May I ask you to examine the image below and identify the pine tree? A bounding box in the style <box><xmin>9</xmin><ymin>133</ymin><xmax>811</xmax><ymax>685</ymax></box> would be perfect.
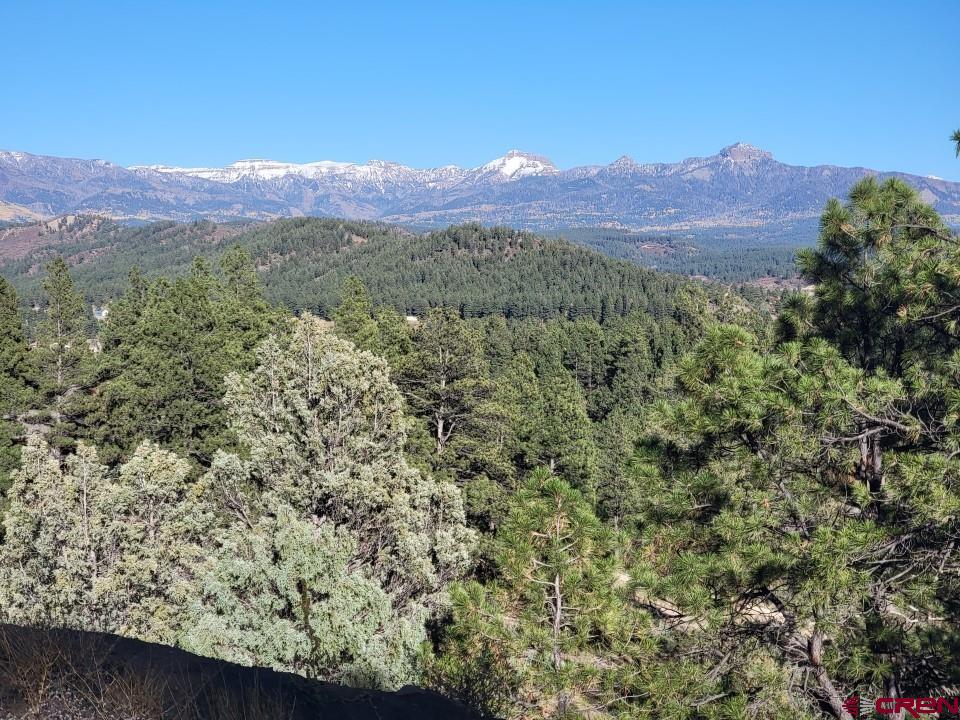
<box><xmin>216</xmin><ymin>245</ymin><xmax>280</xmax><ymax>366</ymax></box>
<box><xmin>92</xmin><ymin>273</ymin><xmax>227</xmax><ymax>464</ymax></box>
<box><xmin>793</xmin><ymin>177</ymin><xmax>953</xmax><ymax>375</ymax></box>
<box><xmin>532</xmin><ymin>363</ymin><xmax>599</xmax><ymax>495</ymax></box>
<box><xmin>494</xmin><ymin>352</ymin><xmax>544</xmax><ymax>473</ymax></box>
<box><xmin>220</xmin><ymin>244</ymin><xmax>263</xmax><ymax>306</ymax></box>
<box><xmin>438</xmin><ymin>469</ymin><xmax>654</xmax><ymax>718</ymax></box>
<box><xmin>399</xmin><ymin>308</ymin><xmax>494</xmax><ymax>464</ymax></box>
<box><xmin>563</xmin><ymin>318</ymin><xmax>608</xmax><ymax>412</ymax></box>
<box><xmin>633</xmin><ymin>323</ymin><xmax>960</xmax><ymax>718</ymax></box>
<box><xmin>91</xmin><ymin>255</ymin><xmax>275</xmax><ymax>465</ymax></box>
<box><xmin>32</xmin><ymin>257</ymin><xmax>92</xmax><ymax>452</ymax></box>
<box><xmin>373</xmin><ymin>306</ymin><xmax>412</xmax><ymax>370</ymax></box>
<box><xmin>593</xmin><ymin>409</ymin><xmax>644</xmax><ymax>530</ymax></box>
<box><xmin>35</xmin><ymin>258</ymin><xmax>88</xmax><ymax>394</ymax></box>
<box><xmin>0</xmin><ymin>278</ymin><xmax>31</xmax><ymax>398</ymax></box>
<box><xmin>0</xmin><ymin>278</ymin><xmax>33</xmax><ymax>497</ymax></box>
<box><xmin>603</xmin><ymin>312</ymin><xmax>658</xmax><ymax>414</ymax></box>
<box><xmin>332</xmin><ymin>275</ymin><xmax>379</xmax><ymax>353</ymax></box>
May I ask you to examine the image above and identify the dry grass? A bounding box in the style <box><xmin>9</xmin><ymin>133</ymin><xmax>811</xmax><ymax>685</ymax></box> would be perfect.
<box><xmin>0</xmin><ymin>624</ymin><xmax>478</xmax><ymax>720</ymax></box>
<box><xmin>0</xmin><ymin>624</ymin><xmax>63</xmax><ymax>712</ymax></box>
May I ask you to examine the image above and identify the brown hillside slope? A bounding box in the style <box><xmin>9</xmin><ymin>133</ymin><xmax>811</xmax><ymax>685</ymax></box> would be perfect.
<box><xmin>0</xmin><ymin>624</ymin><xmax>483</xmax><ymax>720</ymax></box>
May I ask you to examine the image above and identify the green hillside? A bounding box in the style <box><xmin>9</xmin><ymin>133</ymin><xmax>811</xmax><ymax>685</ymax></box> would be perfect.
<box><xmin>2</xmin><ymin>217</ymin><xmax>737</xmax><ymax>321</ymax></box>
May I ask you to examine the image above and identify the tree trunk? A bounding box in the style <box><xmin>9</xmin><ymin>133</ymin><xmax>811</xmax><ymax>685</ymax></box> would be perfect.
<box><xmin>857</xmin><ymin>430</ymin><xmax>884</xmax><ymax>495</ymax></box>
<box><xmin>552</xmin><ymin>573</ymin><xmax>563</xmax><ymax>672</ymax></box>
<box><xmin>808</xmin><ymin>630</ymin><xmax>852</xmax><ymax>720</ymax></box>
<box><xmin>435</xmin><ymin>412</ymin><xmax>445</xmax><ymax>456</ymax></box>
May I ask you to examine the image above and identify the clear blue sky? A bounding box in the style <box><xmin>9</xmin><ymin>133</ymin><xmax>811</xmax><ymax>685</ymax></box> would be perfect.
<box><xmin>3</xmin><ymin>0</ymin><xmax>959</xmax><ymax>178</ymax></box>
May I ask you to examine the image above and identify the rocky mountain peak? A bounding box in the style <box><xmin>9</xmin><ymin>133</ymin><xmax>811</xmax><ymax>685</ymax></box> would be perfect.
<box><xmin>608</xmin><ymin>155</ymin><xmax>640</xmax><ymax>170</ymax></box>
<box><xmin>717</xmin><ymin>142</ymin><xmax>774</xmax><ymax>163</ymax></box>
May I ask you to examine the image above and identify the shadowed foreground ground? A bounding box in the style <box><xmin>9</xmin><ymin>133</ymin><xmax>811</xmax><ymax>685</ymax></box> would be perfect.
<box><xmin>0</xmin><ymin>624</ymin><xmax>482</xmax><ymax>719</ymax></box>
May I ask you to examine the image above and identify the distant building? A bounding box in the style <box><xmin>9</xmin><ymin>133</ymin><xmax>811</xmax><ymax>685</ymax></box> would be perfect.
<box><xmin>92</xmin><ymin>304</ymin><xmax>109</xmax><ymax>321</ymax></box>
<box><xmin>405</xmin><ymin>315</ymin><xmax>419</xmax><ymax>325</ymax></box>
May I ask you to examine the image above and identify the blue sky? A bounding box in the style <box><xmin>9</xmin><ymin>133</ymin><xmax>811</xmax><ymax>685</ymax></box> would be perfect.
<box><xmin>3</xmin><ymin>1</ymin><xmax>959</xmax><ymax>178</ymax></box>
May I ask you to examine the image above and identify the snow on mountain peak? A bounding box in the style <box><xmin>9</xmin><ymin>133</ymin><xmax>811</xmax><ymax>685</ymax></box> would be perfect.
<box><xmin>134</xmin><ymin>150</ymin><xmax>559</xmax><ymax>186</ymax></box>
<box><xmin>0</xmin><ymin>151</ymin><xmax>28</xmax><ymax>163</ymax></box>
<box><xmin>126</xmin><ymin>143</ymin><xmax>777</xmax><ymax>188</ymax></box>
<box><xmin>135</xmin><ymin>159</ymin><xmax>355</xmax><ymax>183</ymax></box>
<box><xmin>478</xmin><ymin>150</ymin><xmax>557</xmax><ymax>179</ymax></box>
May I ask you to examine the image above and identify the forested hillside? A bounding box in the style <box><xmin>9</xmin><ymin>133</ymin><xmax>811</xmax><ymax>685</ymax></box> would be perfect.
<box><xmin>0</xmin><ymin>177</ymin><xmax>958</xmax><ymax>719</ymax></box>
<box><xmin>1</xmin><ymin>217</ymin><xmax>770</xmax><ymax>321</ymax></box>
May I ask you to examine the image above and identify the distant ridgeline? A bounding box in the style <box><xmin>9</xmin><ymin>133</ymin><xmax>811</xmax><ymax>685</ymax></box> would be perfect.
<box><xmin>0</xmin><ymin>216</ymin><xmax>769</xmax><ymax>320</ymax></box>
<box><xmin>554</xmin><ymin>223</ymin><xmax>814</xmax><ymax>284</ymax></box>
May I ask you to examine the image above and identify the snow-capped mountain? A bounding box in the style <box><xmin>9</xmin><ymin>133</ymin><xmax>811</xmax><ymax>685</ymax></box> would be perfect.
<box><xmin>131</xmin><ymin>149</ymin><xmax>556</xmax><ymax>187</ymax></box>
<box><xmin>474</xmin><ymin>150</ymin><xmax>558</xmax><ymax>181</ymax></box>
<box><xmin>136</xmin><ymin>159</ymin><xmax>357</xmax><ymax>182</ymax></box>
<box><xmin>2</xmin><ymin>145</ymin><xmax>958</xmax><ymax>230</ymax></box>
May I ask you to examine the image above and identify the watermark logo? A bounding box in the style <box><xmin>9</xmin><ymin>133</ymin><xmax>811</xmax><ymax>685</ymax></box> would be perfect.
<box><xmin>843</xmin><ymin>694</ymin><xmax>872</xmax><ymax>717</ymax></box>
<box><xmin>844</xmin><ymin>693</ymin><xmax>960</xmax><ymax>718</ymax></box>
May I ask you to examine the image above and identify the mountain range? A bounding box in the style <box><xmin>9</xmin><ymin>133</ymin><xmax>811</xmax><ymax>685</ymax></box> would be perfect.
<box><xmin>1</xmin><ymin>144</ymin><xmax>958</xmax><ymax>231</ymax></box>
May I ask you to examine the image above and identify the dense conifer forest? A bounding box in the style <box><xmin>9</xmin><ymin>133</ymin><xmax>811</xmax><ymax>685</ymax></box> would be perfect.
<box><xmin>0</xmin><ymin>217</ymin><xmax>793</xmax><ymax>311</ymax></box>
<box><xmin>1</xmin><ymin>176</ymin><xmax>959</xmax><ymax>719</ymax></box>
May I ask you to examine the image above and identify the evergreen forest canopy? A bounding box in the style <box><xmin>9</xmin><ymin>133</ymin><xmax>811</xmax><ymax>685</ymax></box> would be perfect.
<box><xmin>0</xmin><ymin>170</ymin><xmax>959</xmax><ymax>719</ymax></box>
<box><xmin>0</xmin><ymin>215</ymin><xmax>786</xmax><ymax>316</ymax></box>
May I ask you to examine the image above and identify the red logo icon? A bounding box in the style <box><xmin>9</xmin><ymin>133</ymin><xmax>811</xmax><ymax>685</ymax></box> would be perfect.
<box><xmin>843</xmin><ymin>694</ymin><xmax>863</xmax><ymax>718</ymax></box>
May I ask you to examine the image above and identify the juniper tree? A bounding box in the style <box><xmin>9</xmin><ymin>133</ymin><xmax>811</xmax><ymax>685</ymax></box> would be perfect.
<box><xmin>184</xmin><ymin>315</ymin><xmax>475</xmax><ymax>688</ymax></box>
<box><xmin>187</xmin><ymin>503</ymin><xmax>428</xmax><ymax>688</ymax></box>
<box><xmin>0</xmin><ymin>437</ymin><xmax>107</xmax><ymax>629</ymax></box>
<box><xmin>0</xmin><ymin>437</ymin><xmax>209</xmax><ymax>643</ymax></box>
<box><xmin>98</xmin><ymin>441</ymin><xmax>212</xmax><ymax>641</ymax></box>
